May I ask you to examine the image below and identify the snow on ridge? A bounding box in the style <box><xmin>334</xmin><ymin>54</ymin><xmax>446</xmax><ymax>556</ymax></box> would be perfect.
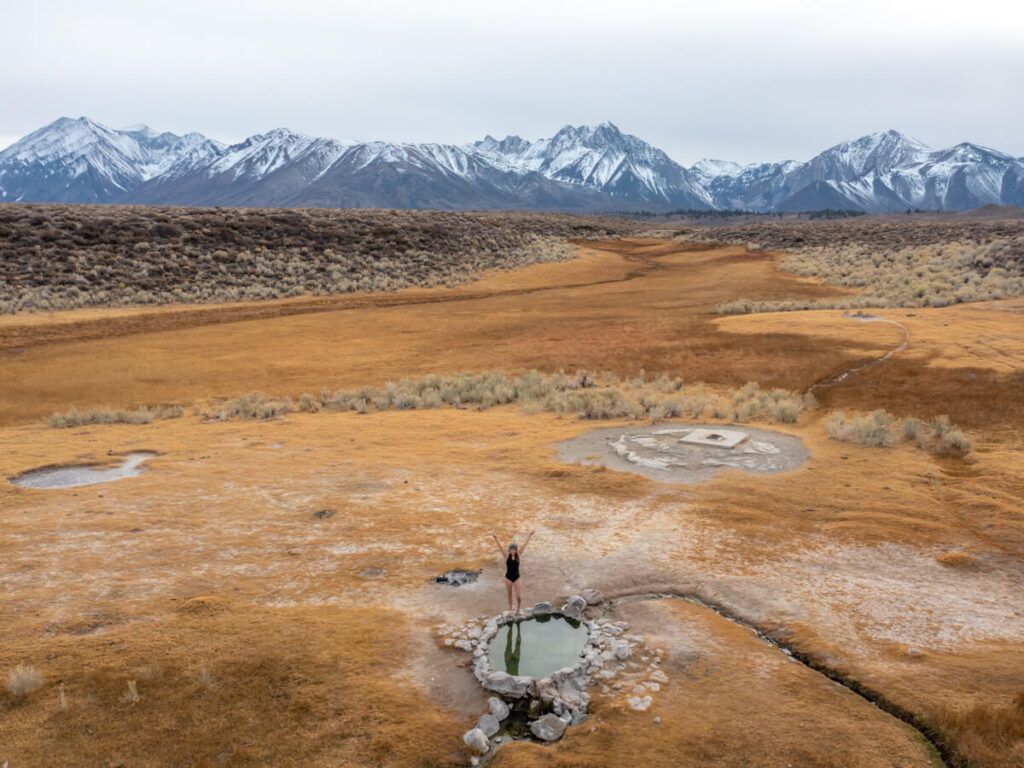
<box><xmin>691</xmin><ymin>158</ymin><xmax>748</xmax><ymax>179</ymax></box>
<box><xmin>3</xmin><ymin>116</ymin><xmax>1023</xmax><ymax>211</ymax></box>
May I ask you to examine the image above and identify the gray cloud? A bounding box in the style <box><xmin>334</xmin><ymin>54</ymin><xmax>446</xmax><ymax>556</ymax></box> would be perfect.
<box><xmin>3</xmin><ymin>0</ymin><xmax>1022</xmax><ymax>163</ymax></box>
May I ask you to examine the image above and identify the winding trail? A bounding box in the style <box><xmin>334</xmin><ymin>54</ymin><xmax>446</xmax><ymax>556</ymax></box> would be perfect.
<box><xmin>604</xmin><ymin>591</ymin><xmax>953</xmax><ymax>767</ymax></box>
<box><xmin>806</xmin><ymin>315</ymin><xmax>911</xmax><ymax>396</ymax></box>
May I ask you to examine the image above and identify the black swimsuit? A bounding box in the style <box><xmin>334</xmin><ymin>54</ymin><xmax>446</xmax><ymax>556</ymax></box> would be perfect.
<box><xmin>505</xmin><ymin>554</ymin><xmax>520</xmax><ymax>582</ymax></box>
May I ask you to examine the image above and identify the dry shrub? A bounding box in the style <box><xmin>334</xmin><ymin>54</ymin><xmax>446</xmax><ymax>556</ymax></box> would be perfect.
<box><xmin>0</xmin><ymin>205</ymin><xmax>636</xmax><ymax>313</ymax></box>
<box><xmin>205</xmin><ymin>370</ymin><xmax>812</xmax><ymax>426</ymax></box>
<box><xmin>695</xmin><ymin>216</ymin><xmax>1024</xmax><ymax>313</ymax></box>
<box><xmin>825</xmin><ymin>410</ymin><xmax>972</xmax><ymax>456</ymax></box>
<box><xmin>6</xmin><ymin>664</ymin><xmax>44</xmax><ymax>699</ymax></box>
<box><xmin>208</xmin><ymin>394</ymin><xmax>293</xmax><ymax>421</ymax></box>
<box><xmin>825</xmin><ymin>409</ymin><xmax>899</xmax><ymax>446</ymax></box>
<box><xmin>47</xmin><ymin>404</ymin><xmax>183</xmax><ymax>428</ymax></box>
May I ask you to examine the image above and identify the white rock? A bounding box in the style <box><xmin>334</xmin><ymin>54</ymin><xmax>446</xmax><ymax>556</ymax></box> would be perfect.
<box><xmin>628</xmin><ymin>695</ymin><xmax>653</xmax><ymax>711</ymax></box>
<box><xmin>530</xmin><ymin>713</ymin><xmax>568</xmax><ymax>742</ymax></box>
<box><xmin>488</xmin><ymin>696</ymin><xmax>510</xmax><ymax>721</ymax></box>
<box><xmin>483</xmin><ymin>670</ymin><xmax>533</xmax><ymax>698</ymax></box>
<box><xmin>463</xmin><ymin>728</ymin><xmax>490</xmax><ymax>754</ymax></box>
<box><xmin>649</xmin><ymin>669</ymin><xmax>669</xmax><ymax>683</ymax></box>
<box><xmin>478</xmin><ymin>713</ymin><xmax>500</xmax><ymax>737</ymax></box>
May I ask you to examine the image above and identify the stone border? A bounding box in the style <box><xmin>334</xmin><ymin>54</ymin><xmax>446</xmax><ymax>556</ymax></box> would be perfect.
<box><xmin>458</xmin><ymin>590</ymin><xmax>634</xmax><ymax>757</ymax></box>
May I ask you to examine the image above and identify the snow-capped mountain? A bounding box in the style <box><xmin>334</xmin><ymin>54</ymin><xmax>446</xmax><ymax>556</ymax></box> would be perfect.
<box><xmin>0</xmin><ymin>117</ymin><xmax>223</xmax><ymax>203</ymax></box>
<box><xmin>690</xmin><ymin>158</ymin><xmax>750</xmax><ymax>184</ymax></box>
<box><xmin>471</xmin><ymin>122</ymin><xmax>712</xmax><ymax>208</ymax></box>
<box><xmin>2</xmin><ymin>118</ymin><xmax>1022</xmax><ymax>212</ymax></box>
<box><xmin>692</xmin><ymin>130</ymin><xmax>1024</xmax><ymax>213</ymax></box>
<box><xmin>104</xmin><ymin>119</ymin><xmax>712</xmax><ymax>210</ymax></box>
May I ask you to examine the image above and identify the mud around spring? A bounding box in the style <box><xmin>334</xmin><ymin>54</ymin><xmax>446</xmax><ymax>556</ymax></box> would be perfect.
<box><xmin>559</xmin><ymin>424</ymin><xmax>808</xmax><ymax>484</ymax></box>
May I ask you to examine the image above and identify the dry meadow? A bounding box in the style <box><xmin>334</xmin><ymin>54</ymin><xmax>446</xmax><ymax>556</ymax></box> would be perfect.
<box><xmin>1</xmin><ymin>213</ymin><xmax>1022</xmax><ymax>767</ymax></box>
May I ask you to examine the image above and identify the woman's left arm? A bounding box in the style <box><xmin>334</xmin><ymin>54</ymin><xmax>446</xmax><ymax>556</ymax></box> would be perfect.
<box><xmin>519</xmin><ymin>530</ymin><xmax>537</xmax><ymax>554</ymax></box>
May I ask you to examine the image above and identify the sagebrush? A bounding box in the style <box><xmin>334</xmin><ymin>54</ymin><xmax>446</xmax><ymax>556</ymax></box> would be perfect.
<box><xmin>0</xmin><ymin>205</ymin><xmax>635</xmax><ymax>313</ymax></box>
<box><xmin>824</xmin><ymin>409</ymin><xmax>972</xmax><ymax>456</ymax></box>
<box><xmin>206</xmin><ymin>371</ymin><xmax>814</xmax><ymax>425</ymax></box>
<box><xmin>48</xmin><ymin>404</ymin><xmax>184</xmax><ymax>428</ymax></box>
<box><xmin>672</xmin><ymin>216</ymin><xmax>1024</xmax><ymax>313</ymax></box>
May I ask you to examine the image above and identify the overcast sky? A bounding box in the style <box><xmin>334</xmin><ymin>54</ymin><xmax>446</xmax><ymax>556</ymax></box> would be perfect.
<box><xmin>2</xmin><ymin>0</ymin><xmax>1022</xmax><ymax>164</ymax></box>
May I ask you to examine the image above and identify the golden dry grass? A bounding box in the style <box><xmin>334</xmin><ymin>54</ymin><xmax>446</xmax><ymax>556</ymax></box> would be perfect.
<box><xmin>0</xmin><ymin>241</ymin><xmax>852</xmax><ymax>426</ymax></box>
<box><xmin>2</xmin><ymin>237</ymin><xmax>1023</xmax><ymax>767</ymax></box>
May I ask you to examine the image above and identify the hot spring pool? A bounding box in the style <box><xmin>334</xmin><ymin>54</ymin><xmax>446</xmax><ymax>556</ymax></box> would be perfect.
<box><xmin>487</xmin><ymin>615</ymin><xmax>588</xmax><ymax>679</ymax></box>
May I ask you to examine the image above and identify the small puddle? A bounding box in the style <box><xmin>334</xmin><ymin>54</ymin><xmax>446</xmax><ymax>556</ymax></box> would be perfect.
<box><xmin>487</xmin><ymin>615</ymin><xmax>587</xmax><ymax>679</ymax></box>
<box><xmin>10</xmin><ymin>452</ymin><xmax>157</xmax><ymax>489</ymax></box>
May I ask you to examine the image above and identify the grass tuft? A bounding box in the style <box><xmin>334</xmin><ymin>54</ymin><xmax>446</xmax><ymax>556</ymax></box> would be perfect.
<box><xmin>6</xmin><ymin>664</ymin><xmax>44</xmax><ymax>699</ymax></box>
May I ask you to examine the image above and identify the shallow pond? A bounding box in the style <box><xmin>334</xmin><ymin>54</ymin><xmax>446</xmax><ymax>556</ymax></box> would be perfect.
<box><xmin>10</xmin><ymin>452</ymin><xmax>156</xmax><ymax>489</ymax></box>
<box><xmin>487</xmin><ymin>615</ymin><xmax>588</xmax><ymax>679</ymax></box>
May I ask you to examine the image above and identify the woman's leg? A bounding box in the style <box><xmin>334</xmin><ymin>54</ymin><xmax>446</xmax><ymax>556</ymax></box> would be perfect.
<box><xmin>504</xmin><ymin>579</ymin><xmax>514</xmax><ymax>612</ymax></box>
<box><xmin>514</xmin><ymin>579</ymin><xmax>523</xmax><ymax>613</ymax></box>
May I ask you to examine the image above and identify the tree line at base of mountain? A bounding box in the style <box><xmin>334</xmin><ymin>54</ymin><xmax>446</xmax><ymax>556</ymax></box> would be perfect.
<box><xmin>619</xmin><ymin>208</ymin><xmax>867</xmax><ymax>220</ymax></box>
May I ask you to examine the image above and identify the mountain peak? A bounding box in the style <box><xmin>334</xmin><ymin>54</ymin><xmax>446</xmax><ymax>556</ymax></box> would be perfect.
<box><xmin>691</xmin><ymin>158</ymin><xmax>747</xmax><ymax>179</ymax></box>
<box><xmin>2</xmin><ymin>118</ymin><xmax>1021</xmax><ymax>212</ymax></box>
<box><xmin>473</xmin><ymin>133</ymin><xmax>529</xmax><ymax>156</ymax></box>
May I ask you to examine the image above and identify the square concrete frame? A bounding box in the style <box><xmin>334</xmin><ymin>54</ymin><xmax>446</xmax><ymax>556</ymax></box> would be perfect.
<box><xmin>678</xmin><ymin>428</ymin><xmax>749</xmax><ymax>449</ymax></box>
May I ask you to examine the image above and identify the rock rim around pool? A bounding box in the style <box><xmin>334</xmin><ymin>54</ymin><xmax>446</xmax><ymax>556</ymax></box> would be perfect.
<box><xmin>558</xmin><ymin>423</ymin><xmax>808</xmax><ymax>484</ymax></box>
<box><xmin>451</xmin><ymin>591</ymin><xmax>630</xmax><ymax>755</ymax></box>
